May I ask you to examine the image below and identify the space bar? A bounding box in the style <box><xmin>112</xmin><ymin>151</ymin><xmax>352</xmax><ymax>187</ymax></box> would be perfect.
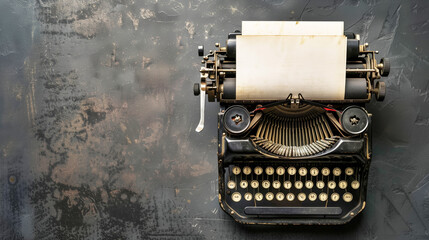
<box><xmin>244</xmin><ymin>207</ymin><xmax>342</xmax><ymax>215</ymax></box>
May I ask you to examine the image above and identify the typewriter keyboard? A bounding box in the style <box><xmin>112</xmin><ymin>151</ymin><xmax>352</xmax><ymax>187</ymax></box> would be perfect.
<box><xmin>223</xmin><ymin>163</ymin><xmax>363</xmax><ymax>217</ymax></box>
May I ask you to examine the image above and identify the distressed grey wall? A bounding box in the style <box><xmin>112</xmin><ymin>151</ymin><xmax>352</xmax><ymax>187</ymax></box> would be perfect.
<box><xmin>1</xmin><ymin>0</ymin><xmax>428</xmax><ymax>239</ymax></box>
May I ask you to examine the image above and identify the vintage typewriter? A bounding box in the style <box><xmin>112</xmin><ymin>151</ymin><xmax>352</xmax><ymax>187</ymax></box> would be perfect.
<box><xmin>193</xmin><ymin>22</ymin><xmax>389</xmax><ymax>225</ymax></box>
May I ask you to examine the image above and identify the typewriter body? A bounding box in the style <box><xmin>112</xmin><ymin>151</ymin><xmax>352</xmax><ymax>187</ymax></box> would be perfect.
<box><xmin>193</xmin><ymin>22</ymin><xmax>389</xmax><ymax>225</ymax></box>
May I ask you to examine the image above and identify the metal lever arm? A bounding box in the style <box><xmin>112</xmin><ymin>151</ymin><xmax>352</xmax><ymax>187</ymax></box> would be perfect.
<box><xmin>195</xmin><ymin>88</ymin><xmax>205</xmax><ymax>132</ymax></box>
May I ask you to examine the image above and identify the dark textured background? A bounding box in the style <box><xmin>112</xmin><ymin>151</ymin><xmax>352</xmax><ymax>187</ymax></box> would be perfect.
<box><xmin>1</xmin><ymin>0</ymin><xmax>428</xmax><ymax>239</ymax></box>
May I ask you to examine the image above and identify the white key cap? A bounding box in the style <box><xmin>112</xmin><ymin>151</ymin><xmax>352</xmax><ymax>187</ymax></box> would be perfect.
<box><xmin>319</xmin><ymin>192</ymin><xmax>328</xmax><ymax>201</ymax></box>
<box><xmin>295</xmin><ymin>181</ymin><xmax>303</xmax><ymax>189</ymax></box>
<box><xmin>339</xmin><ymin>180</ymin><xmax>347</xmax><ymax>189</ymax></box>
<box><xmin>266</xmin><ymin>192</ymin><xmax>274</xmax><ymax>201</ymax></box>
<box><xmin>276</xmin><ymin>192</ymin><xmax>285</xmax><ymax>201</ymax></box>
<box><xmin>243</xmin><ymin>166</ymin><xmax>252</xmax><ymax>175</ymax></box>
<box><xmin>251</xmin><ymin>180</ymin><xmax>259</xmax><ymax>189</ymax></box>
<box><xmin>232</xmin><ymin>166</ymin><xmax>241</xmax><ymax>175</ymax></box>
<box><xmin>284</xmin><ymin>181</ymin><xmax>292</xmax><ymax>189</ymax></box>
<box><xmin>254</xmin><ymin>166</ymin><xmax>263</xmax><ymax>175</ymax></box>
<box><xmin>351</xmin><ymin>180</ymin><xmax>360</xmax><ymax>189</ymax></box>
<box><xmin>305</xmin><ymin>180</ymin><xmax>314</xmax><ymax>189</ymax></box>
<box><xmin>287</xmin><ymin>167</ymin><xmax>296</xmax><ymax>175</ymax></box>
<box><xmin>331</xmin><ymin>193</ymin><xmax>340</xmax><ymax>202</ymax></box>
<box><xmin>299</xmin><ymin>167</ymin><xmax>307</xmax><ymax>176</ymax></box>
<box><xmin>255</xmin><ymin>192</ymin><xmax>263</xmax><ymax>201</ymax></box>
<box><xmin>231</xmin><ymin>192</ymin><xmax>241</xmax><ymax>202</ymax></box>
<box><xmin>345</xmin><ymin>167</ymin><xmax>354</xmax><ymax>176</ymax></box>
<box><xmin>328</xmin><ymin>181</ymin><xmax>336</xmax><ymax>189</ymax></box>
<box><xmin>227</xmin><ymin>180</ymin><xmax>236</xmax><ymax>189</ymax></box>
<box><xmin>316</xmin><ymin>181</ymin><xmax>325</xmax><ymax>189</ymax></box>
<box><xmin>276</xmin><ymin>166</ymin><xmax>285</xmax><ymax>175</ymax></box>
<box><xmin>333</xmin><ymin>167</ymin><xmax>341</xmax><ymax>176</ymax></box>
<box><xmin>343</xmin><ymin>192</ymin><xmax>353</xmax><ymax>202</ymax></box>
<box><xmin>308</xmin><ymin>192</ymin><xmax>317</xmax><ymax>201</ymax></box>
<box><xmin>310</xmin><ymin>167</ymin><xmax>319</xmax><ymax>176</ymax></box>
<box><xmin>265</xmin><ymin>166</ymin><xmax>274</xmax><ymax>175</ymax></box>
<box><xmin>286</xmin><ymin>193</ymin><xmax>295</xmax><ymax>201</ymax></box>
<box><xmin>240</xmin><ymin>180</ymin><xmax>248</xmax><ymax>189</ymax></box>
<box><xmin>322</xmin><ymin>167</ymin><xmax>330</xmax><ymax>176</ymax></box>
<box><xmin>272</xmin><ymin>180</ymin><xmax>281</xmax><ymax>189</ymax></box>
<box><xmin>262</xmin><ymin>180</ymin><xmax>270</xmax><ymax>189</ymax></box>
<box><xmin>297</xmin><ymin>193</ymin><xmax>306</xmax><ymax>201</ymax></box>
<box><xmin>244</xmin><ymin>192</ymin><xmax>252</xmax><ymax>201</ymax></box>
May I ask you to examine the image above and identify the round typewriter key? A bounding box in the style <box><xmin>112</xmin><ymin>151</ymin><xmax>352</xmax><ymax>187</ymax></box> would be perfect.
<box><xmin>223</xmin><ymin>105</ymin><xmax>251</xmax><ymax>134</ymax></box>
<box><xmin>333</xmin><ymin>167</ymin><xmax>341</xmax><ymax>176</ymax></box>
<box><xmin>287</xmin><ymin>167</ymin><xmax>296</xmax><ymax>175</ymax></box>
<box><xmin>254</xmin><ymin>166</ymin><xmax>263</xmax><ymax>175</ymax></box>
<box><xmin>331</xmin><ymin>193</ymin><xmax>340</xmax><ymax>202</ymax></box>
<box><xmin>262</xmin><ymin>180</ymin><xmax>270</xmax><ymax>189</ymax></box>
<box><xmin>240</xmin><ymin>180</ymin><xmax>248</xmax><ymax>189</ymax></box>
<box><xmin>286</xmin><ymin>193</ymin><xmax>295</xmax><ymax>201</ymax></box>
<box><xmin>328</xmin><ymin>181</ymin><xmax>336</xmax><ymax>189</ymax></box>
<box><xmin>232</xmin><ymin>166</ymin><xmax>241</xmax><ymax>175</ymax></box>
<box><xmin>265</xmin><ymin>166</ymin><xmax>274</xmax><ymax>175</ymax></box>
<box><xmin>244</xmin><ymin>192</ymin><xmax>253</xmax><ymax>201</ymax></box>
<box><xmin>343</xmin><ymin>192</ymin><xmax>353</xmax><ymax>202</ymax></box>
<box><xmin>243</xmin><ymin>166</ymin><xmax>252</xmax><ymax>175</ymax></box>
<box><xmin>351</xmin><ymin>180</ymin><xmax>360</xmax><ymax>189</ymax></box>
<box><xmin>310</xmin><ymin>167</ymin><xmax>319</xmax><ymax>176</ymax></box>
<box><xmin>276</xmin><ymin>166</ymin><xmax>285</xmax><ymax>175</ymax></box>
<box><xmin>227</xmin><ymin>180</ymin><xmax>236</xmax><ymax>189</ymax></box>
<box><xmin>250</xmin><ymin>180</ymin><xmax>259</xmax><ymax>189</ymax></box>
<box><xmin>297</xmin><ymin>193</ymin><xmax>306</xmax><ymax>201</ymax></box>
<box><xmin>345</xmin><ymin>167</ymin><xmax>354</xmax><ymax>176</ymax></box>
<box><xmin>231</xmin><ymin>192</ymin><xmax>241</xmax><ymax>202</ymax></box>
<box><xmin>305</xmin><ymin>181</ymin><xmax>314</xmax><ymax>189</ymax></box>
<box><xmin>299</xmin><ymin>167</ymin><xmax>307</xmax><ymax>176</ymax></box>
<box><xmin>295</xmin><ymin>181</ymin><xmax>303</xmax><ymax>189</ymax></box>
<box><xmin>276</xmin><ymin>192</ymin><xmax>285</xmax><ymax>201</ymax></box>
<box><xmin>308</xmin><ymin>192</ymin><xmax>317</xmax><ymax>201</ymax></box>
<box><xmin>255</xmin><ymin>193</ymin><xmax>263</xmax><ymax>201</ymax></box>
<box><xmin>266</xmin><ymin>192</ymin><xmax>274</xmax><ymax>201</ymax></box>
<box><xmin>322</xmin><ymin>167</ymin><xmax>330</xmax><ymax>176</ymax></box>
<box><xmin>316</xmin><ymin>181</ymin><xmax>325</xmax><ymax>189</ymax></box>
<box><xmin>339</xmin><ymin>180</ymin><xmax>347</xmax><ymax>189</ymax></box>
<box><xmin>319</xmin><ymin>192</ymin><xmax>328</xmax><ymax>201</ymax></box>
<box><xmin>272</xmin><ymin>180</ymin><xmax>281</xmax><ymax>189</ymax></box>
<box><xmin>283</xmin><ymin>181</ymin><xmax>292</xmax><ymax>189</ymax></box>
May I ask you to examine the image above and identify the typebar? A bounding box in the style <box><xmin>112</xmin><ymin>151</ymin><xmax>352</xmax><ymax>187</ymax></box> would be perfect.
<box><xmin>244</xmin><ymin>207</ymin><xmax>342</xmax><ymax>215</ymax></box>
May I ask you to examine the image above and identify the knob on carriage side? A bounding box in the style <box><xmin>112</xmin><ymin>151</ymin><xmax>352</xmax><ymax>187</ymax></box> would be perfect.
<box><xmin>193</xmin><ymin>83</ymin><xmax>200</xmax><ymax>96</ymax></box>
<box><xmin>198</xmin><ymin>45</ymin><xmax>204</xmax><ymax>56</ymax></box>
<box><xmin>375</xmin><ymin>81</ymin><xmax>386</xmax><ymax>101</ymax></box>
<box><xmin>380</xmin><ymin>58</ymin><xmax>390</xmax><ymax>76</ymax></box>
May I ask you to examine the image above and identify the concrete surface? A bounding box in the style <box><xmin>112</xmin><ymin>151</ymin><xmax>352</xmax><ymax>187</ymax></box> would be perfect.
<box><xmin>1</xmin><ymin>0</ymin><xmax>429</xmax><ymax>239</ymax></box>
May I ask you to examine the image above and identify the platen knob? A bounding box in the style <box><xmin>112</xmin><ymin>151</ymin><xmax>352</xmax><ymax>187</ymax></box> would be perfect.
<box><xmin>193</xmin><ymin>83</ymin><xmax>200</xmax><ymax>96</ymax></box>
<box><xmin>198</xmin><ymin>45</ymin><xmax>204</xmax><ymax>56</ymax></box>
<box><xmin>380</xmin><ymin>58</ymin><xmax>390</xmax><ymax>76</ymax></box>
<box><xmin>375</xmin><ymin>81</ymin><xmax>386</xmax><ymax>101</ymax></box>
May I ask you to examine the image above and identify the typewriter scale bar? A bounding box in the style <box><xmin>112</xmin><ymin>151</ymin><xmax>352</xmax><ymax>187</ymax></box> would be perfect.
<box><xmin>223</xmin><ymin>163</ymin><xmax>362</xmax><ymax>219</ymax></box>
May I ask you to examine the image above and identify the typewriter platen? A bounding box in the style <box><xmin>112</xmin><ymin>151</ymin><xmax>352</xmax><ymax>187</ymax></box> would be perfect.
<box><xmin>193</xmin><ymin>22</ymin><xmax>389</xmax><ymax>225</ymax></box>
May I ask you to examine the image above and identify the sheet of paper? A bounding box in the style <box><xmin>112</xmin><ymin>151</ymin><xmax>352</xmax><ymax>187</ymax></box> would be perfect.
<box><xmin>242</xmin><ymin>21</ymin><xmax>344</xmax><ymax>36</ymax></box>
<box><xmin>235</xmin><ymin>35</ymin><xmax>347</xmax><ymax>100</ymax></box>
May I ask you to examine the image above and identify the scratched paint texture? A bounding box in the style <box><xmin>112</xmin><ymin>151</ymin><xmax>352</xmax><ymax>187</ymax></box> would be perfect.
<box><xmin>0</xmin><ymin>0</ymin><xmax>428</xmax><ymax>239</ymax></box>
